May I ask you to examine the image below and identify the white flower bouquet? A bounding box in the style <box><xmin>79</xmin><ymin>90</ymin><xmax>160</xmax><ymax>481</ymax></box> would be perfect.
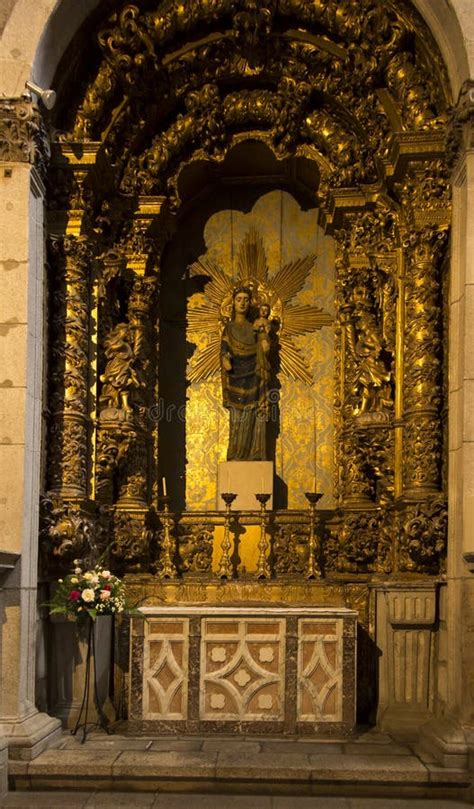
<box><xmin>47</xmin><ymin>560</ymin><xmax>126</xmax><ymax>620</ymax></box>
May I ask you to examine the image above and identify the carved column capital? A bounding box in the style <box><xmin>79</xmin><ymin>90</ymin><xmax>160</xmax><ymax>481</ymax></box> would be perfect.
<box><xmin>447</xmin><ymin>80</ymin><xmax>474</xmax><ymax>173</ymax></box>
<box><xmin>49</xmin><ymin>141</ymin><xmax>111</xmax><ymax>236</ymax></box>
<box><xmin>126</xmin><ymin>196</ymin><xmax>174</xmax><ymax>272</ymax></box>
<box><xmin>0</xmin><ymin>98</ymin><xmax>50</xmax><ymax>177</ymax></box>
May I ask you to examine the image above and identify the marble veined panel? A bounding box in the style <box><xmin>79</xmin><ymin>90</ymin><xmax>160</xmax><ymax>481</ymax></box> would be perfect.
<box><xmin>143</xmin><ymin>618</ymin><xmax>189</xmax><ymax>720</ymax></box>
<box><xmin>297</xmin><ymin>618</ymin><xmax>343</xmax><ymax>722</ymax></box>
<box><xmin>200</xmin><ymin>617</ymin><xmax>285</xmax><ymax>721</ymax></box>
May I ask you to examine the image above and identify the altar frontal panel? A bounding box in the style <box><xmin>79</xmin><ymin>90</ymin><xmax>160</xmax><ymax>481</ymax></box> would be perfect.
<box><xmin>130</xmin><ymin>606</ymin><xmax>356</xmax><ymax>736</ymax></box>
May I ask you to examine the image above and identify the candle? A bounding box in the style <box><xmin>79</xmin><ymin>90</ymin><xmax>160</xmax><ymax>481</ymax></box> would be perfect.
<box><xmin>261</xmin><ymin>472</ymin><xmax>264</xmax><ymax>492</ymax></box>
<box><xmin>162</xmin><ymin>476</ymin><xmax>167</xmax><ymax>496</ymax></box>
<box><xmin>313</xmin><ymin>402</ymin><xmax>317</xmax><ymax>492</ymax></box>
<box><xmin>227</xmin><ymin>469</ymin><xmax>230</xmax><ymax>493</ymax></box>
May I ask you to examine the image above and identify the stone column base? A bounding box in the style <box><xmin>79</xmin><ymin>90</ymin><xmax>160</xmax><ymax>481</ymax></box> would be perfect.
<box><xmin>375</xmin><ymin>583</ymin><xmax>438</xmax><ymax>740</ymax></box>
<box><xmin>417</xmin><ymin>717</ymin><xmax>471</xmax><ymax>770</ymax></box>
<box><xmin>0</xmin><ymin>737</ymin><xmax>8</xmax><ymax>797</ymax></box>
<box><xmin>378</xmin><ymin>706</ymin><xmax>433</xmax><ymax>740</ymax></box>
<box><xmin>0</xmin><ymin>711</ymin><xmax>61</xmax><ymax>761</ymax></box>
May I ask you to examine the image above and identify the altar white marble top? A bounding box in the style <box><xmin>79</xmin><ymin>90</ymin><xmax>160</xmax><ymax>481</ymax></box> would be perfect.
<box><xmin>138</xmin><ymin>605</ymin><xmax>358</xmax><ymax>617</ymax></box>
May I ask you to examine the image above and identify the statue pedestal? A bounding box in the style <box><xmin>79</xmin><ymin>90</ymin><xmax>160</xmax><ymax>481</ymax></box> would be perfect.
<box><xmin>217</xmin><ymin>461</ymin><xmax>273</xmax><ymax>510</ymax></box>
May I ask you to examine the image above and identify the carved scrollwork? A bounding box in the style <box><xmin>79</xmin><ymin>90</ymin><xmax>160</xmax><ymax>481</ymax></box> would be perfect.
<box><xmin>110</xmin><ymin>510</ymin><xmax>154</xmax><ymax>573</ymax></box>
<box><xmin>356</xmin><ymin>426</ymin><xmax>394</xmax><ymax>506</ymax></box>
<box><xmin>48</xmin><ymin>417</ymin><xmax>89</xmax><ymax>497</ymax></box>
<box><xmin>328</xmin><ymin>512</ymin><xmax>392</xmax><ymax>575</ymax></box>
<box><xmin>403</xmin><ymin>415</ymin><xmax>442</xmax><ymax>494</ymax></box>
<box><xmin>73</xmin><ymin>63</ymin><xmax>118</xmax><ymax>141</ymax></box>
<box><xmin>385</xmin><ymin>51</ymin><xmax>446</xmax><ymax>131</ymax></box>
<box><xmin>340</xmin><ymin>429</ymin><xmax>375</xmax><ymax>506</ymax></box>
<box><xmin>398</xmin><ymin>497</ymin><xmax>447</xmax><ymax>574</ymax></box>
<box><xmin>96</xmin><ymin>423</ymin><xmax>134</xmax><ymax>503</ymax></box>
<box><xmin>177</xmin><ymin>524</ymin><xmax>214</xmax><ymax>575</ymax></box>
<box><xmin>39</xmin><ymin>493</ymin><xmax>106</xmax><ymax>572</ymax></box>
<box><xmin>336</xmin><ymin>207</ymin><xmax>399</xmax><ymax>256</ymax></box>
<box><xmin>60</xmin><ymin>0</ymin><xmax>450</xmax><ymax>204</ymax></box>
<box><xmin>396</xmin><ymin>160</ymin><xmax>450</xmax><ymax>222</ymax></box>
<box><xmin>273</xmin><ymin>525</ymin><xmax>310</xmax><ymax>576</ymax></box>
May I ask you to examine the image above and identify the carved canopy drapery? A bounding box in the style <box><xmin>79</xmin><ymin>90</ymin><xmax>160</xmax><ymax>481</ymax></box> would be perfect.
<box><xmin>40</xmin><ymin>0</ymin><xmax>452</xmax><ymax>579</ymax></box>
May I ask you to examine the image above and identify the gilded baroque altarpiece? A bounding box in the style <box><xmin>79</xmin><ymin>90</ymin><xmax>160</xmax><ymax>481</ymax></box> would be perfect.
<box><xmin>17</xmin><ymin>0</ymin><xmax>456</xmax><ymax>698</ymax></box>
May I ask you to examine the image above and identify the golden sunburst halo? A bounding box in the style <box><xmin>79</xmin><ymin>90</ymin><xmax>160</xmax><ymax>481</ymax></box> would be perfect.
<box><xmin>187</xmin><ymin>228</ymin><xmax>332</xmax><ymax>384</ymax></box>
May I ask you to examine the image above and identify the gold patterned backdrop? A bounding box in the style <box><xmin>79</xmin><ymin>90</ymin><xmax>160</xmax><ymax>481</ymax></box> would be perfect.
<box><xmin>184</xmin><ymin>189</ymin><xmax>335</xmax><ymax>510</ymax></box>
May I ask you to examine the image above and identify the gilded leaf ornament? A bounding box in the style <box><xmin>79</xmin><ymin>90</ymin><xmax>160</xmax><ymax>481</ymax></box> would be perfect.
<box><xmin>187</xmin><ymin>228</ymin><xmax>331</xmax><ymax>384</ymax></box>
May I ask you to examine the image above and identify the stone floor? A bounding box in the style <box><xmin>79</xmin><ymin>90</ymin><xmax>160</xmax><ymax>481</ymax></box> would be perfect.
<box><xmin>1</xmin><ymin>794</ymin><xmax>473</xmax><ymax>808</ymax></box>
<box><xmin>4</xmin><ymin>730</ymin><xmax>473</xmax><ymax>807</ymax></box>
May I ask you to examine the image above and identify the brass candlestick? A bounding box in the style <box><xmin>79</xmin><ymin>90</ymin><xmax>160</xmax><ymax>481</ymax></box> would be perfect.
<box><xmin>217</xmin><ymin>492</ymin><xmax>237</xmax><ymax>579</ymax></box>
<box><xmin>255</xmin><ymin>493</ymin><xmax>271</xmax><ymax>579</ymax></box>
<box><xmin>305</xmin><ymin>492</ymin><xmax>323</xmax><ymax>579</ymax></box>
<box><xmin>158</xmin><ymin>495</ymin><xmax>176</xmax><ymax>578</ymax></box>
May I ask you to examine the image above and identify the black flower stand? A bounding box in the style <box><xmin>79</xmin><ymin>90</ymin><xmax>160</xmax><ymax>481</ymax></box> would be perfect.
<box><xmin>71</xmin><ymin>617</ymin><xmax>114</xmax><ymax>744</ymax></box>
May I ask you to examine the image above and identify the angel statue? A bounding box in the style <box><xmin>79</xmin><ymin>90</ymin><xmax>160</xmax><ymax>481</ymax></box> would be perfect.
<box><xmin>187</xmin><ymin>228</ymin><xmax>332</xmax><ymax>461</ymax></box>
<box><xmin>99</xmin><ymin>322</ymin><xmax>140</xmax><ymax>413</ymax></box>
<box><xmin>342</xmin><ymin>283</ymin><xmax>393</xmax><ymax>418</ymax></box>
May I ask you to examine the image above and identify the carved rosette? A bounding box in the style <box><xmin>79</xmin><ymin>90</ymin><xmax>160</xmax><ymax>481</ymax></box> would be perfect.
<box><xmin>403</xmin><ymin>228</ymin><xmax>447</xmax><ymax>497</ymax></box>
<box><xmin>48</xmin><ymin>236</ymin><xmax>93</xmax><ymax>497</ymax></box>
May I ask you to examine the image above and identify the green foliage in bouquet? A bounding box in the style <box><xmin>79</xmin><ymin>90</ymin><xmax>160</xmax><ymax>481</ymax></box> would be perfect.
<box><xmin>47</xmin><ymin>560</ymin><xmax>126</xmax><ymax>621</ymax></box>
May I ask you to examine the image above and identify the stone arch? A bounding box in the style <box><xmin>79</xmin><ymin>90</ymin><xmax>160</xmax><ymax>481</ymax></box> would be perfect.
<box><xmin>0</xmin><ymin>0</ymin><xmax>472</xmax><ymax>98</ymax></box>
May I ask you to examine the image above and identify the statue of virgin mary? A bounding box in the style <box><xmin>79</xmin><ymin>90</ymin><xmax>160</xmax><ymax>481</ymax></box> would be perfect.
<box><xmin>220</xmin><ymin>286</ymin><xmax>270</xmax><ymax>460</ymax></box>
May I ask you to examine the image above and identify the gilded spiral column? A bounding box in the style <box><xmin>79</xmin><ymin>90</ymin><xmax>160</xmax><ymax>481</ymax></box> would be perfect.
<box><xmin>403</xmin><ymin>229</ymin><xmax>446</xmax><ymax>498</ymax></box>
<box><xmin>48</xmin><ymin>235</ymin><xmax>92</xmax><ymax>498</ymax></box>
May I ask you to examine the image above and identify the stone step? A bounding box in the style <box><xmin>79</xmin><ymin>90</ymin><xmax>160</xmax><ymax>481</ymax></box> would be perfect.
<box><xmin>1</xmin><ymin>793</ymin><xmax>473</xmax><ymax>809</ymax></box>
<box><xmin>6</xmin><ymin>733</ymin><xmax>473</xmax><ymax>804</ymax></box>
